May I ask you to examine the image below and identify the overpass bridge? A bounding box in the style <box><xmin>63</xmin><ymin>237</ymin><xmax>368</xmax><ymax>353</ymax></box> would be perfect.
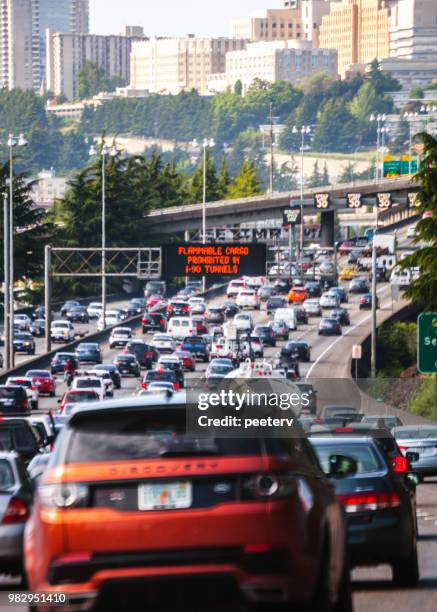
<box><xmin>146</xmin><ymin>176</ymin><xmax>418</xmax><ymax>246</ymax></box>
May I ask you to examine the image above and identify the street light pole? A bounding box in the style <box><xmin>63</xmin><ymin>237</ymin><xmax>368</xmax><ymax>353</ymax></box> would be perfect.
<box><xmin>293</xmin><ymin>125</ymin><xmax>310</xmax><ymax>258</ymax></box>
<box><xmin>269</xmin><ymin>103</ymin><xmax>274</xmax><ymax>194</ymax></box>
<box><xmin>3</xmin><ymin>193</ymin><xmax>10</xmax><ymax>370</ymax></box>
<box><xmin>370</xmin><ymin>206</ymin><xmax>379</xmax><ymax>380</ymax></box>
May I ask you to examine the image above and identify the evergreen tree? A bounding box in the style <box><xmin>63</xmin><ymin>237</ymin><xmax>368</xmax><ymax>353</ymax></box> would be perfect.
<box><xmin>217</xmin><ymin>157</ymin><xmax>232</xmax><ymax>199</ymax></box>
<box><xmin>322</xmin><ymin>162</ymin><xmax>330</xmax><ymax>185</ymax></box>
<box><xmin>227</xmin><ymin>158</ymin><xmax>263</xmax><ymax>199</ymax></box>
<box><xmin>337</xmin><ymin>162</ymin><xmax>356</xmax><ymax>184</ymax></box>
<box><xmin>308</xmin><ymin>161</ymin><xmax>324</xmax><ymax>188</ymax></box>
<box><xmin>187</xmin><ymin>150</ymin><xmax>220</xmax><ymax>203</ymax></box>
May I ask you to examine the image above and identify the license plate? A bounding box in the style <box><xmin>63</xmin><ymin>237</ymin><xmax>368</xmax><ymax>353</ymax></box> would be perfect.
<box><xmin>138</xmin><ymin>482</ymin><xmax>192</xmax><ymax>511</ymax></box>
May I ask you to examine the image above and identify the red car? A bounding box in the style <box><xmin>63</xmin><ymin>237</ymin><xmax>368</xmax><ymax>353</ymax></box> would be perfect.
<box><xmin>191</xmin><ymin>317</ymin><xmax>207</xmax><ymax>335</ymax></box>
<box><xmin>25</xmin><ymin>370</ymin><xmax>55</xmax><ymax>397</ymax></box>
<box><xmin>174</xmin><ymin>350</ymin><xmax>196</xmax><ymax>372</ymax></box>
<box><xmin>338</xmin><ymin>240</ymin><xmax>356</xmax><ymax>254</ymax></box>
<box><xmin>146</xmin><ymin>294</ymin><xmax>164</xmax><ymax>310</ymax></box>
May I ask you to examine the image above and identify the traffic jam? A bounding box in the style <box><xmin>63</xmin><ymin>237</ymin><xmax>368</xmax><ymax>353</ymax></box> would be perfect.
<box><xmin>0</xmin><ymin>229</ymin><xmax>432</xmax><ymax>612</ymax></box>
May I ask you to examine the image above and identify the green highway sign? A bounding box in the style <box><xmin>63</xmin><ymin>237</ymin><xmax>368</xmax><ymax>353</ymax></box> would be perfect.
<box><xmin>417</xmin><ymin>313</ymin><xmax>437</xmax><ymax>374</ymax></box>
<box><xmin>383</xmin><ymin>159</ymin><xmax>418</xmax><ymax>177</ymax></box>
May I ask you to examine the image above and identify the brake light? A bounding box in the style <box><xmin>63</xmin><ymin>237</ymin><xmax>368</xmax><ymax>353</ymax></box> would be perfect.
<box><xmin>2</xmin><ymin>497</ymin><xmax>29</xmax><ymax>524</ymax></box>
<box><xmin>174</xmin><ymin>383</ymin><xmax>180</xmax><ymax>391</ymax></box>
<box><xmin>392</xmin><ymin>455</ymin><xmax>409</xmax><ymax>474</ymax></box>
<box><xmin>338</xmin><ymin>492</ymin><xmax>401</xmax><ymax>513</ymax></box>
<box><xmin>335</xmin><ymin>428</ymin><xmax>354</xmax><ymax>433</ymax></box>
<box><xmin>141</xmin><ymin>382</ymin><xmax>148</xmax><ymax>390</ymax></box>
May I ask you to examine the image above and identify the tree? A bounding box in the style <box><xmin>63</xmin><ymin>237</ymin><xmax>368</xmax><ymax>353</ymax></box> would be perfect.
<box><xmin>308</xmin><ymin>161</ymin><xmax>324</xmax><ymax>188</ymax></box>
<box><xmin>227</xmin><ymin>158</ymin><xmax>263</xmax><ymax>199</ymax></box>
<box><xmin>337</xmin><ymin>161</ymin><xmax>356</xmax><ymax>184</ymax></box>
<box><xmin>234</xmin><ymin>80</ymin><xmax>243</xmax><ymax>96</ymax></box>
<box><xmin>322</xmin><ymin>162</ymin><xmax>330</xmax><ymax>186</ymax></box>
<box><xmin>366</xmin><ymin>59</ymin><xmax>401</xmax><ymax>94</ymax></box>
<box><xmin>312</xmin><ymin>99</ymin><xmax>358</xmax><ymax>152</ymax></box>
<box><xmin>217</xmin><ymin>157</ymin><xmax>232</xmax><ymax>199</ymax></box>
<box><xmin>409</xmin><ymin>86</ymin><xmax>424</xmax><ymax>99</ymax></box>
<box><xmin>275</xmin><ymin>160</ymin><xmax>298</xmax><ymax>192</ymax></box>
<box><xmin>400</xmin><ymin>133</ymin><xmax>437</xmax><ymax>308</ymax></box>
<box><xmin>76</xmin><ymin>62</ymin><xmax>126</xmax><ymax>100</ymax></box>
<box><xmin>187</xmin><ymin>150</ymin><xmax>220</xmax><ymax>203</ymax></box>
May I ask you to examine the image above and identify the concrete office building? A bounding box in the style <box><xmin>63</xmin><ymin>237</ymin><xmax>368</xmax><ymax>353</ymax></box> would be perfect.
<box><xmin>130</xmin><ymin>36</ymin><xmax>247</xmax><ymax>95</ymax></box>
<box><xmin>46</xmin><ymin>31</ymin><xmax>144</xmax><ymax>100</ymax></box>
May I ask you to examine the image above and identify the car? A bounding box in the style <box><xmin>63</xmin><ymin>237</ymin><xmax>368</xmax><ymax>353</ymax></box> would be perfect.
<box><xmin>167</xmin><ymin>317</ymin><xmax>196</xmax><ymax>341</ymax></box>
<box><xmin>50</xmin><ymin>352</ymin><xmax>79</xmax><ymax>375</ymax></box>
<box><xmin>191</xmin><ymin>315</ymin><xmax>208</xmax><ymax>336</ymax></box>
<box><xmin>318</xmin><ymin>317</ymin><xmax>342</xmax><ymax>336</ymax></box>
<box><xmin>25</xmin><ymin>371</ymin><xmax>56</xmax><ymax>397</ymax></box>
<box><xmin>236</xmin><ymin>289</ymin><xmax>260</xmax><ymax>310</ymax></box>
<box><xmin>141</xmin><ymin>312</ymin><xmax>167</xmax><ymax>334</ymax></box>
<box><xmin>109</xmin><ymin>327</ymin><xmax>133</xmax><ymax>349</ymax></box>
<box><xmin>0</xmin><ymin>452</ymin><xmax>34</xmax><ymax>581</ymax></box>
<box><xmin>97</xmin><ymin>310</ymin><xmax>123</xmax><ymax>331</ymax></box>
<box><xmin>87</xmin><ymin>302</ymin><xmax>102</xmax><ymax>319</ymax></box>
<box><xmin>266</xmin><ymin>295</ymin><xmax>285</xmax><ymax>315</ymax></box>
<box><xmin>186</xmin><ymin>280</ymin><xmax>202</xmax><ymax>294</ymax></box>
<box><xmin>138</xmin><ymin>382</ymin><xmax>176</xmax><ymax>397</ymax></box>
<box><xmin>25</xmin><ymin>396</ymin><xmax>353</xmax><ymax>612</ymax></box>
<box><xmin>156</xmin><ymin>356</ymin><xmax>185</xmax><ymax>388</ymax></box>
<box><xmin>330</xmin><ymin>308</ymin><xmax>351</xmax><ymax>326</ymax></box>
<box><xmin>287</xmin><ymin>286</ymin><xmax>308</xmax><ymax>304</ymax></box>
<box><xmin>296</xmin><ymin>382</ymin><xmax>317</xmax><ymax>414</ymax></box>
<box><xmin>174</xmin><ymin>350</ymin><xmax>196</xmax><ymax>372</ymax></box>
<box><xmin>126</xmin><ymin>299</ymin><xmax>146</xmax><ymax>316</ymax></box>
<box><xmin>204</xmin><ymin>306</ymin><xmax>225</xmax><ymax>325</ymax></box>
<box><xmin>338</xmin><ymin>240</ymin><xmax>356</xmax><ymax>254</ymax></box>
<box><xmin>13</xmin><ymin>332</ymin><xmax>35</xmax><ymax>355</ymax></box>
<box><xmin>24</xmin><ymin>415</ymin><xmax>56</xmax><ymax>449</ymax></box>
<box><xmin>303</xmin><ymin>298</ymin><xmax>322</xmax><ymax>317</ymax></box>
<box><xmin>146</xmin><ymin>294</ymin><xmax>166</xmax><ymax>311</ymax></box>
<box><xmin>0</xmin><ymin>418</ymin><xmax>44</xmax><ymax>461</ymax></box>
<box><xmin>286</xmin><ymin>340</ymin><xmax>311</xmax><ymax>362</ymax></box>
<box><xmin>273</xmin><ymin>308</ymin><xmax>297</xmax><ymax>331</ymax></box>
<box><xmin>6</xmin><ymin>378</ymin><xmax>38</xmax><ymax>411</ymax></box>
<box><xmin>407</xmin><ymin>225</ymin><xmax>417</xmax><ymax>239</ymax></box>
<box><xmin>60</xmin><ymin>300</ymin><xmax>81</xmax><ymax>317</ymax></box>
<box><xmin>339</xmin><ymin>266</ymin><xmax>358</xmax><ymax>281</ymax></box>
<box><xmin>13</xmin><ymin>314</ymin><xmax>32</xmax><ymax>331</ymax></box>
<box><xmin>205</xmin><ymin>359</ymin><xmax>235</xmax><ymax>382</ymax></box>
<box><xmin>304</xmin><ymin>281</ymin><xmax>321</xmax><ymax>298</ymax></box>
<box><xmin>222</xmin><ymin>300</ymin><xmax>239</xmax><ymax>318</ymax></box>
<box><xmin>329</xmin><ymin>286</ymin><xmax>348</xmax><ymax>304</ymax></box>
<box><xmin>180</xmin><ymin>336</ymin><xmax>210</xmax><ymax>362</ymax></box>
<box><xmin>166</xmin><ymin>300</ymin><xmax>190</xmax><ymax>318</ymax></box>
<box><xmin>251</xmin><ymin>325</ymin><xmax>276</xmax><ymax>347</ymax></box>
<box><xmin>292</xmin><ymin>305</ymin><xmax>308</xmax><ymax>324</ymax></box>
<box><xmin>310</xmin><ymin>435</ymin><xmax>419</xmax><ymax>586</ymax></box>
<box><xmin>112</xmin><ymin>354</ymin><xmax>141</xmax><ymax>377</ymax></box>
<box><xmin>257</xmin><ymin>284</ymin><xmax>276</xmax><ymax>301</ymax></box>
<box><xmin>27</xmin><ymin>453</ymin><xmax>51</xmax><ymax>484</ymax></box>
<box><xmin>65</xmin><ymin>305</ymin><xmax>89</xmax><ymax>323</ymax></box>
<box><xmin>29</xmin><ymin>318</ymin><xmax>45</xmax><ymax>337</ymax></box>
<box><xmin>144</xmin><ymin>279</ymin><xmax>166</xmax><ymax>298</ymax></box>
<box><xmin>188</xmin><ymin>297</ymin><xmax>206</xmax><ymax>315</ymax></box>
<box><xmin>83</xmin><ymin>370</ymin><xmax>115</xmax><ymax>398</ymax></box>
<box><xmin>392</xmin><ymin>425</ymin><xmax>437</xmax><ymax>477</ymax></box>
<box><xmin>0</xmin><ymin>385</ymin><xmax>31</xmax><ymax>415</ymax></box>
<box><xmin>268</xmin><ymin>319</ymin><xmax>289</xmax><ymax>341</ymax></box>
<box><xmin>233</xmin><ymin>313</ymin><xmax>254</xmax><ymax>332</ymax></box>
<box><xmin>320</xmin><ymin>291</ymin><xmax>340</xmax><ymax>309</ymax></box>
<box><xmin>273</xmin><ymin>347</ymin><xmax>300</xmax><ymax>378</ymax></box>
<box><xmin>273</xmin><ymin>276</ymin><xmax>293</xmax><ymax>294</ymax></box>
<box><xmin>71</xmin><ymin>376</ymin><xmax>106</xmax><ymax>400</ymax></box>
<box><xmin>362</xmin><ymin>415</ymin><xmax>403</xmax><ymax>429</ymax></box>
<box><xmin>347</xmin><ymin>250</ymin><xmax>362</xmax><ymax>264</ymax></box>
<box><xmin>124</xmin><ymin>340</ymin><xmax>158</xmax><ymax>369</ymax></box>
<box><xmin>359</xmin><ymin>293</ymin><xmax>379</xmax><ymax>309</ymax></box>
<box><xmin>31</xmin><ymin>306</ymin><xmax>48</xmax><ymax>321</ymax></box>
<box><xmin>319</xmin><ymin>260</ymin><xmax>336</xmax><ymax>275</ymax></box>
<box><xmin>75</xmin><ymin>343</ymin><xmax>102</xmax><ymax>364</ymax></box>
<box><xmin>93</xmin><ymin>364</ymin><xmax>122</xmax><ymax>390</ymax></box>
<box><xmin>320</xmin><ymin>405</ymin><xmax>360</xmax><ymax>419</ymax></box>
<box><xmin>50</xmin><ymin>320</ymin><xmax>75</xmax><ymax>343</ymax></box>
<box><xmin>58</xmin><ymin>389</ymin><xmax>101</xmax><ymax>414</ymax></box>
<box><xmin>141</xmin><ymin>368</ymin><xmax>180</xmax><ymax>390</ymax></box>
<box><xmin>349</xmin><ymin>277</ymin><xmax>369</xmax><ymax>294</ymax></box>
<box><xmin>150</xmin><ymin>333</ymin><xmax>176</xmax><ymax>354</ymax></box>
<box><xmin>245</xmin><ymin>335</ymin><xmax>263</xmax><ymax>358</ymax></box>
<box><xmin>226</xmin><ymin>278</ymin><xmax>247</xmax><ymax>298</ymax></box>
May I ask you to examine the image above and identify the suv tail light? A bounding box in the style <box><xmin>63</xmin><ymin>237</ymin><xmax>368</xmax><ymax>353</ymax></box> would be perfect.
<box><xmin>39</xmin><ymin>483</ymin><xmax>89</xmax><ymax>509</ymax></box>
<box><xmin>141</xmin><ymin>382</ymin><xmax>148</xmax><ymax>390</ymax></box>
<box><xmin>392</xmin><ymin>455</ymin><xmax>409</xmax><ymax>474</ymax></box>
<box><xmin>2</xmin><ymin>497</ymin><xmax>30</xmax><ymax>524</ymax></box>
<box><xmin>242</xmin><ymin>473</ymin><xmax>296</xmax><ymax>500</ymax></box>
<box><xmin>338</xmin><ymin>492</ymin><xmax>401</xmax><ymax>513</ymax></box>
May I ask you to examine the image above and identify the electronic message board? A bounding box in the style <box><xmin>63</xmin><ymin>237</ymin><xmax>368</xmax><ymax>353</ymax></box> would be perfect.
<box><xmin>162</xmin><ymin>243</ymin><xmax>267</xmax><ymax>277</ymax></box>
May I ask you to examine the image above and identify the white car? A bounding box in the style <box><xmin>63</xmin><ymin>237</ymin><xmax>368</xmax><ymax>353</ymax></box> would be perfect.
<box><xmin>320</xmin><ymin>291</ymin><xmax>340</xmax><ymax>309</ymax></box>
<box><xmin>303</xmin><ymin>299</ymin><xmax>322</xmax><ymax>317</ymax></box>
<box><xmin>97</xmin><ymin>310</ymin><xmax>123</xmax><ymax>331</ymax></box>
<box><xmin>87</xmin><ymin>302</ymin><xmax>102</xmax><ymax>319</ymax></box>
<box><xmin>13</xmin><ymin>314</ymin><xmax>32</xmax><ymax>331</ymax></box>
<box><xmin>51</xmin><ymin>320</ymin><xmax>75</xmax><ymax>342</ymax></box>
<box><xmin>109</xmin><ymin>327</ymin><xmax>133</xmax><ymax>349</ymax></box>
<box><xmin>83</xmin><ymin>370</ymin><xmax>114</xmax><ymax>397</ymax></box>
<box><xmin>273</xmin><ymin>308</ymin><xmax>297</xmax><ymax>331</ymax></box>
<box><xmin>233</xmin><ymin>313</ymin><xmax>254</xmax><ymax>332</ymax></box>
<box><xmin>226</xmin><ymin>279</ymin><xmax>247</xmax><ymax>298</ymax></box>
<box><xmin>150</xmin><ymin>333</ymin><xmax>176</xmax><ymax>353</ymax></box>
<box><xmin>167</xmin><ymin>317</ymin><xmax>195</xmax><ymax>340</ymax></box>
<box><xmin>236</xmin><ymin>289</ymin><xmax>261</xmax><ymax>310</ymax></box>
<box><xmin>244</xmin><ymin>276</ymin><xmax>264</xmax><ymax>290</ymax></box>
<box><xmin>72</xmin><ymin>376</ymin><xmax>105</xmax><ymax>400</ymax></box>
<box><xmin>188</xmin><ymin>297</ymin><xmax>206</xmax><ymax>315</ymax></box>
<box><xmin>137</xmin><ymin>382</ymin><xmax>175</xmax><ymax>396</ymax></box>
<box><xmin>6</xmin><ymin>377</ymin><xmax>38</xmax><ymax>410</ymax></box>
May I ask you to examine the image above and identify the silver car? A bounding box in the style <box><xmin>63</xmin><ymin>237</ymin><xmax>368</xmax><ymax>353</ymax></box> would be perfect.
<box><xmin>0</xmin><ymin>452</ymin><xmax>34</xmax><ymax>580</ymax></box>
<box><xmin>303</xmin><ymin>298</ymin><xmax>322</xmax><ymax>317</ymax></box>
<box><xmin>392</xmin><ymin>425</ymin><xmax>437</xmax><ymax>477</ymax></box>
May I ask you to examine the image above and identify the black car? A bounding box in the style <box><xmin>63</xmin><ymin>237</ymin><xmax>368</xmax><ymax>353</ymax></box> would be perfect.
<box><xmin>65</xmin><ymin>305</ymin><xmax>89</xmax><ymax>323</ymax></box>
<box><xmin>93</xmin><ymin>364</ymin><xmax>122</xmax><ymax>390</ymax></box>
<box><xmin>126</xmin><ymin>299</ymin><xmax>147</xmax><ymax>317</ymax></box>
<box><xmin>257</xmin><ymin>285</ymin><xmax>277</xmax><ymax>301</ymax></box>
<box><xmin>141</xmin><ymin>312</ymin><xmax>167</xmax><ymax>333</ymax></box>
<box><xmin>157</xmin><ymin>358</ymin><xmax>185</xmax><ymax>388</ymax></box>
<box><xmin>304</xmin><ymin>281</ymin><xmax>321</xmax><ymax>298</ymax></box>
<box><xmin>113</xmin><ymin>354</ymin><xmax>141</xmax><ymax>377</ymax></box>
<box><xmin>273</xmin><ymin>347</ymin><xmax>300</xmax><ymax>378</ymax></box>
<box><xmin>310</xmin><ymin>436</ymin><xmax>419</xmax><ymax>587</ymax></box>
<box><xmin>0</xmin><ymin>386</ymin><xmax>30</xmax><ymax>415</ymax></box>
<box><xmin>167</xmin><ymin>301</ymin><xmax>190</xmax><ymax>317</ymax></box>
<box><xmin>0</xmin><ymin>419</ymin><xmax>43</xmax><ymax>463</ymax></box>
<box><xmin>205</xmin><ymin>306</ymin><xmax>225</xmax><ymax>325</ymax></box>
<box><xmin>349</xmin><ymin>277</ymin><xmax>369</xmax><ymax>294</ymax></box>
<box><xmin>30</xmin><ymin>318</ymin><xmax>45</xmax><ymax>337</ymax></box>
<box><xmin>223</xmin><ymin>300</ymin><xmax>239</xmax><ymax>318</ymax></box>
<box><xmin>75</xmin><ymin>343</ymin><xmax>102</xmax><ymax>364</ymax></box>
<box><xmin>330</xmin><ymin>308</ymin><xmax>351</xmax><ymax>326</ymax></box>
<box><xmin>286</xmin><ymin>340</ymin><xmax>311</xmax><ymax>362</ymax></box>
<box><xmin>13</xmin><ymin>332</ymin><xmax>35</xmax><ymax>355</ymax></box>
<box><xmin>125</xmin><ymin>340</ymin><xmax>158</xmax><ymax>369</ymax></box>
<box><xmin>251</xmin><ymin>325</ymin><xmax>276</xmax><ymax>347</ymax></box>
<box><xmin>266</xmin><ymin>296</ymin><xmax>285</xmax><ymax>315</ymax></box>
<box><xmin>292</xmin><ymin>306</ymin><xmax>308</xmax><ymax>324</ymax></box>
<box><xmin>296</xmin><ymin>382</ymin><xmax>317</xmax><ymax>414</ymax></box>
<box><xmin>318</xmin><ymin>318</ymin><xmax>342</xmax><ymax>336</ymax></box>
<box><xmin>60</xmin><ymin>300</ymin><xmax>81</xmax><ymax>318</ymax></box>
<box><xmin>274</xmin><ymin>277</ymin><xmax>292</xmax><ymax>294</ymax></box>
<box><xmin>359</xmin><ymin>293</ymin><xmax>379</xmax><ymax>310</ymax></box>
<box><xmin>32</xmin><ymin>306</ymin><xmax>48</xmax><ymax>320</ymax></box>
<box><xmin>51</xmin><ymin>352</ymin><xmax>79</xmax><ymax>375</ymax></box>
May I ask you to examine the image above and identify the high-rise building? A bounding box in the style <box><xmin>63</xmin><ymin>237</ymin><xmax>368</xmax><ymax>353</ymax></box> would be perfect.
<box><xmin>130</xmin><ymin>37</ymin><xmax>247</xmax><ymax>95</ymax></box>
<box><xmin>46</xmin><ymin>31</ymin><xmax>144</xmax><ymax>100</ymax></box>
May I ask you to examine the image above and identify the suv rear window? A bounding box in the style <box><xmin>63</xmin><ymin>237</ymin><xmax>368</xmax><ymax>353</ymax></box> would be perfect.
<box><xmin>0</xmin><ymin>387</ymin><xmax>27</xmax><ymax>400</ymax></box>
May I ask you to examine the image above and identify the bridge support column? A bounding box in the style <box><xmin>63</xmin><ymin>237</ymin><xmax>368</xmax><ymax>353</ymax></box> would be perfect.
<box><xmin>320</xmin><ymin>210</ymin><xmax>335</xmax><ymax>248</ymax></box>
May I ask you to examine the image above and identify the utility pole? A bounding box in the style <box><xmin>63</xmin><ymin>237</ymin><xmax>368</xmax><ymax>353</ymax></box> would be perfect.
<box><xmin>269</xmin><ymin>102</ymin><xmax>274</xmax><ymax>194</ymax></box>
<box><xmin>101</xmin><ymin>151</ymin><xmax>107</xmax><ymax>330</ymax></box>
<box><xmin>9</xmin><ymin>142</ymin><xmax>14</xmax><ymax>367</ymax></box>
<box><xmin>370</xmin><ymin>208</ymin><xmax>379</xmax><ymax>379</ymax></box>
<box><xmin>3</xmin><ymin>194</ymin><xmax>10</xmax><ymax>370</ymax></box>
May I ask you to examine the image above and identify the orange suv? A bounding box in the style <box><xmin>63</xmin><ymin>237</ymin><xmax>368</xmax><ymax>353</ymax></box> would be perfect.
<box><xmin>288</xmin><ymin>287</ymin><xmax>308</xmax><ymax>304</ymax></box>
<box><xmin>25</xmin><ymin>394</ymin><xmax>352</xmax><ymax>612</ymax></box>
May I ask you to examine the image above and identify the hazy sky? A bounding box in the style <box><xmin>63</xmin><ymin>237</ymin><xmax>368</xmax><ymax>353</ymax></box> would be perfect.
<box><xmin>90</xmin><ymin>0</ymin><xmax>279</xmax><ymax>37</ymax></box>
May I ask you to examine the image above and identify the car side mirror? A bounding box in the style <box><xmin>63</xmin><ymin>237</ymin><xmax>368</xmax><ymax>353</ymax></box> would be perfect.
<box><xmin>328</xmin><ymin>454</ymin><xmax>358</xmax><ymax>478</ymax></box>
<box><xmin>406</xmin><ymin>451</ymin><xmax>419</xmax><ymax>464</ymax></box>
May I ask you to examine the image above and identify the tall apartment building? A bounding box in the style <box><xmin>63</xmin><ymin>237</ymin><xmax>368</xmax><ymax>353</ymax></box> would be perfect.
<box><xmin>318</xmin><ymin>0</ymin><xmax>395</xmax><ymax>78</ymax></box>
<box><xmin>208</xmin><ymin>39</ymin><xmax>338</xmax><ymax>94</ymax></box>
<box><xmin>130</xmin><ymin>37</ymin><xmax>247</xmax><ymax>95</ymax></box>
<box><xmin>46</xmin><ymin>31</ymin><xmax>144</xmax><ymax>100</ymax></box>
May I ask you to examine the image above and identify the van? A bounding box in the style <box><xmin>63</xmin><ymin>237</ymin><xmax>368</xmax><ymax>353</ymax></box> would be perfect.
<box><xmin>274</xmin><ymin>308</ymin><xmax>297</xmax><ymax>331</ymax></box>
<box><xmin>226</xmin><ymin>279</ymin><xmax>247</xmax><ymax>298</ymax></box>
<box><xmin>145</xmin><ymin>280</ymin><xmax>166</xmax><ymax>298</ymax></box>
<box><xmin>167</xmin><ymin>317</ymin><xmax>195</xmax><ymax>340</ymax></box>
<box><xmin>390</xmin><ymin>266</ymin><xmax>411</xmax><ymax>289</ymax></box>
